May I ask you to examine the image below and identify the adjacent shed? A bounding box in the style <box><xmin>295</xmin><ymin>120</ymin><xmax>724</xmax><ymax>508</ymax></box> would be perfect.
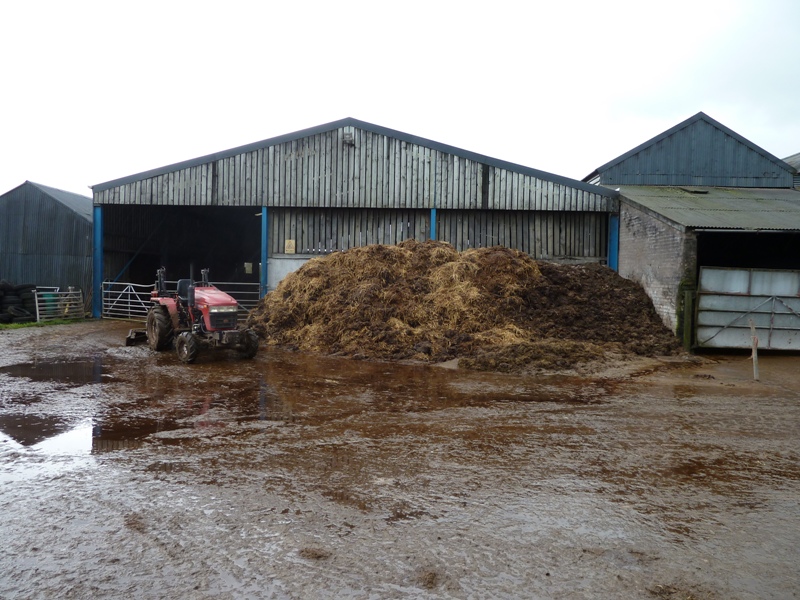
<box><xmin>0</xmin><ymin>181</ymin><xmax>93</xmax><ymax>293</ymax></box>
<box><xmin>584</xmin><ymin>112</ymin><xmax>800</xmax><ymax>349</ymax></box>
<box><xmin>91</xmin><ymin>118</ymin><xmax>618</xmax><ymax>317</ymax></box>
<box><xmin>784</xmin><ymin>152</ymin><xmax>800</xmax><ymax>188</ymax></box>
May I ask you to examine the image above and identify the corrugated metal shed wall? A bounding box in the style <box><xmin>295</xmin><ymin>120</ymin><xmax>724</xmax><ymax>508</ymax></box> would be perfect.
<box><xmin>0</xmin><ymin>183</ymin><xmax>93</xmax><ymax>292</ymax></box>
<box><xmin>93</xmin><ymin>126</ymin><xmax>614</xmax><ymax>212</ymax></box>
<box><xmin>599</xmin><ymin>119</ymin><xmax>793</xmax><ymax>188</ymax></box>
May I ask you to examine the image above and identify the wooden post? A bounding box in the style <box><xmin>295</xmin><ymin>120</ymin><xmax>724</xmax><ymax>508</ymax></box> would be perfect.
<box><xmin>749</xmin><ymin>319</ymin><xmax>759</xmax><ymax>381</ymax></box>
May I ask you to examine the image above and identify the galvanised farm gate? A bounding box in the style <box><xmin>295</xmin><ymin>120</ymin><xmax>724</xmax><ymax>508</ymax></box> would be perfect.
<box><xmin>91</xmin><ymin>118</ymin><xmax>618</xmax><ymax>317</ymax></box>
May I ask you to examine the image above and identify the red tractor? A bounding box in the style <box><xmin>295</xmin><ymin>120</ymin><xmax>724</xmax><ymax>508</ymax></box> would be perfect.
<box><xmin>132</xmin><ymin>267</ymin><xmax>259</xmax><ymax>363</ymax></box>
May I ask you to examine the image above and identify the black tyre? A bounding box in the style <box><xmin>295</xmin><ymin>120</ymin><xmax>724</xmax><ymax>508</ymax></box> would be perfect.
<box><xmin>7</xmin><ymin>305</ymin><xmax>32</xmax><ymax>318</ymax></box>
<box><xmin>14</xmin><ymin>284</ymin><xmax>35</xmax><ymax>292</ymax></box>
<box><xmin>175</xmin><ymin>332</ymin><xmax>199</xmax><ymax>363</ymax></box>
<box><xmin>0</xmin><ymin>313</ymin><xmax>12</xmax><ymax>324</ymax></box>
<box><xmin>2</xmin><ymin>295</ymin><xmax>21</xmax><ymax>306</ymax></box>
<box><xmin>12</xmin><ymin>316</ymin><xmax>35</xmax><ymax>324</ymax></box>
<box><xmin>240</xmin><ymin>330</ymin><xmax>259</xmax><ymax>359</ymax></box>
<box><xmin>20</xmin><ymin>291</ymin><xmax>35</xmax><ymax>300</ymax></box>
<box><xmin>146</xmin><ymin>306</ymin><xmax>173</xmax><ymax>351</ymax></box>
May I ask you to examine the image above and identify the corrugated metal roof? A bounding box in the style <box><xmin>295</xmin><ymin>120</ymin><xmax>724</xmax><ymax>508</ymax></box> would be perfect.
<box><xmin>784</xmin><ymin>152</ymin><xmax>800</xmax><ymax>171</ymax></box>
<box><xmin>27</xmin><ymin>181</ymin><xmax>93</xmax><ymax>221</ymax></box>
<box><xmin>615</xmin><ymin>186</ymin><xmax>800</xmax><ymax>230</ymax></box>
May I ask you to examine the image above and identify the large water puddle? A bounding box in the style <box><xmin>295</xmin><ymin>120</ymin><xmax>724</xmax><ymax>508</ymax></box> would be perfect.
<box><xmin>0</xmin><ymin>350</ymin><xmax>612</xmax><ymax>483</ymax></box>
<box><xmin>0</xmin><ymin>357</ymin><xmax>107</xmax><ymax>385</ymax></box>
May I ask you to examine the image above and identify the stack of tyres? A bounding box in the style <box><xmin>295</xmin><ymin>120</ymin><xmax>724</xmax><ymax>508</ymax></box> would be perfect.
<box><xmin>0</xmin><ymin>280</ymin><xmax>5</xmax><ymax>323</ymax></box>
<box><xmin>16</xmin><ymin>284</ymin><xmax>37</xmax><ymax>322</ymax></box>
<box><xmin>0</xmin><ymin>280</ymin><xmax>37</xmax><ymax>323</ymax></box>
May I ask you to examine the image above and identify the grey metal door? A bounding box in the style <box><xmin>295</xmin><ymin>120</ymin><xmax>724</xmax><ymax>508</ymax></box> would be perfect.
<box><xmin>696</xmin><ymin>267</ymin><xmax>800</xmax><ymax>349</ymax></box>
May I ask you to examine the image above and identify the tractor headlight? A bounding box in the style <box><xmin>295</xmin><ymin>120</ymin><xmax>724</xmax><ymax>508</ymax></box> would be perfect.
<box><xmin>209</xmin><ymin>305</ymin><xmax>239</xmax><ymax>313</ymax></box>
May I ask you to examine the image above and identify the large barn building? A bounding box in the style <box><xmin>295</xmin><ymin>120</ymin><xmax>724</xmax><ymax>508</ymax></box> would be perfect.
<box><xmin>91</xmin><ymin>118</ymin><xmax>619</xmax><ymax>317</ymax></box>
<box><xmin>0</xmin><ymin>181</ymin><xmax>93</xmax><ymax>294</ymax></box>
<box><xmin>584</xmin><ymin>112</ymin><xmax>800</xmax><ymax>349</ymax></box>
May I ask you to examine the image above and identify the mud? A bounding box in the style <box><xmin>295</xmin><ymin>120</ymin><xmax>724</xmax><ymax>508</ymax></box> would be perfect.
<box><xmin>1</xmin><ymin>320</ymin><xmax>799</xmax><ymax>599</ymax></box>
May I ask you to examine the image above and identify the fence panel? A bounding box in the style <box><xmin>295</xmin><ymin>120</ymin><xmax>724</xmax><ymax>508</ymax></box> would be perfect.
<box><xmin>102</xmin><ymin>282</ymin><xmax>153</xmax><ymax>321</ymax></box>
<box><xmin>34</xmin><ymin>289</ymin><xmax>85</xmax><ymax>322</ymax></box>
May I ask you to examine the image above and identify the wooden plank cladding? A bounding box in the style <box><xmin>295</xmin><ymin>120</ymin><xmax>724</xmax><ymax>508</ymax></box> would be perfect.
<box><xmin>269</xmin><ymin>208</ymin><xmax>607</xmax><ymax>261</ymax></box>
<box><xmin>94</xmin><ymin>122</ymin><xmax>616</xmax><ymax>213</ymax></box>
<box><xmin>269</xmin><ymin>208</ymin><xmax>430</xmax><ymax>254</ymax></box>
<box><xmin>438</xmin><ymin>210</ymin><xmax>607</xmax><ymax>258</ymax></box>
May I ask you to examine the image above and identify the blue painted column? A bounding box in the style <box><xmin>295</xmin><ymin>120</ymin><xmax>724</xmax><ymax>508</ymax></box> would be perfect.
<box><xmin>608</xmin><ymin>213</ymin><xmax>620</xmax><ymax>272</ymax></box>
<box><xmin>430</xmin><ymin>208</ymin><xmax>437</xmax><ymax>241</ymax></box>
<box><xmin>92</xmin><ymin>205</ymin><xmax>104</xmax><ymax>318</ymax></box>
<box><xmin>260</xmin><ymin>208</ymin><xmax>268</xmax><ymax>298</ymax></box>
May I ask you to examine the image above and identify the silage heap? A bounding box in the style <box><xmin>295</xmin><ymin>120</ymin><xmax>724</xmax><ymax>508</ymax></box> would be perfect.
<box><xmin>247</xmin><ymin>240</ymin><xmax>680</xmax><ymax>372</ymax></box>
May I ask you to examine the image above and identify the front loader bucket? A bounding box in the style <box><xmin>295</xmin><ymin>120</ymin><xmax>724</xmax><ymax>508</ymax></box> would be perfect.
<box><xmin>126</xmin><ymin>328</ymin><xmax>148</xmax><ymax>346</ymax></box>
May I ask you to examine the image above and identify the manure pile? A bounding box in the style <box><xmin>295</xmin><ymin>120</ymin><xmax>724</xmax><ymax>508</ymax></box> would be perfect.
<box><xmin>247</xmin><ymin>240</ymin><xmax>680</xmax><ymax>372</ymax></box>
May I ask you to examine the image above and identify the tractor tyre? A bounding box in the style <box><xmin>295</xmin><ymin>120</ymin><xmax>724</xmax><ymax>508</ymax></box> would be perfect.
<box><xmin>240</xmin><ymin>330</ymin><xmax>259</xmax><ymax>359</ymax></box>
<box><xmin>175</xmin><ymin>332</ymin><xmax>199</xmax><ymax>364</ymax></box>
<box><xmin>146</xmin><ymin>307</ymin><xmax>173</xmax><ymax>351</ymax></box>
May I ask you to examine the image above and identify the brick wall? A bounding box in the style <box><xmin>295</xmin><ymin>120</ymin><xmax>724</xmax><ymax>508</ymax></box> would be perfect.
<box><xmin>618</xmin><ymin>201</ymin><xmax>696</xmax><ymax>333</ymax></box>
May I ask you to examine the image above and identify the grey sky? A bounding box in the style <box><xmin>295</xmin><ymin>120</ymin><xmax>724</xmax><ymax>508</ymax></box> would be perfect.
<box><xmin>1</xmin><ymin>0</ymin><xmax>798</xmax><ymax>198</ymax></box>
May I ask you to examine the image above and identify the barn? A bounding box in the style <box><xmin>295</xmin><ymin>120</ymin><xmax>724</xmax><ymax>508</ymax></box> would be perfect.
<box><xmin>784</xmin><ymin>151</ymin><xmax>800</xmax><ymax>188</ymax></box>
<box><xmin>91</xmin><ymin>118</ymin><xmax>618</xmax><ymax>318</ymax></box>
<box><xmin>0</xmin><ymin>181</ymin><xmax>93</xmax><ymax>294</ymax></box>
<box><xmin>584</xmin><ymin>112</ymin><xmax>800</xmax><ymax>349</ymax></box>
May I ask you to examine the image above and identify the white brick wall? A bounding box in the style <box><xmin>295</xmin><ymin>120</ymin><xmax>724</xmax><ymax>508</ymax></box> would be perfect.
<box><xmin>618</xmin><ymin>202</ymin><xmax>696</xmax><ymax>333</ymax></box>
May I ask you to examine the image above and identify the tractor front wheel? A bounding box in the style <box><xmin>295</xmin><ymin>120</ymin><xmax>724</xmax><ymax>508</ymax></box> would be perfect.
<box><xmin>175</xmin><ymin>332</ymin><xmax>200</xmax><ymax>364</ymax></box>
<box><xmin>240</xmin><ymin>330</ymin><xmax>259</xmax><ymax>359</ymax></box>
<box><xmin>146</xmin><ymin>306</ymin><xmax>173</xmax><ymax>351</ymax></box>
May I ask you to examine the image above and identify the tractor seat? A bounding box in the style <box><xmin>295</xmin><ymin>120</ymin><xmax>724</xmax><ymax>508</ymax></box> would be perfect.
<box><xmin>176</xmin><ymin>279</ymin><xmax>191</xmax><ymax>303</ymax></box>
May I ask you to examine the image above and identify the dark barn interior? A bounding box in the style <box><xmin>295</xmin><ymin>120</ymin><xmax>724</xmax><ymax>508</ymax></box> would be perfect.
<box><xmin>697</xmin><ymin>231</ymin><xmax>800</xmax><ymax>271</ymax></box>
<box><xmin>103</xmin><ymin>205</ymin><xmax>262</xmax><ymax>285</ymax></box>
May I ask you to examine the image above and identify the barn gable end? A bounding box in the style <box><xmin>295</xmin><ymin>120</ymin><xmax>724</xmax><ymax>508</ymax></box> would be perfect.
<box><xmin>0</xmin><ymin>181</ymin><xmax>93</xmax><ymax>293</ymax></box>
<box><xmin>585</xmin><ymin>112</ymin><xmax>796</xmax><ymax>188</ymax></box>
<box><xmin>90</xmin><ymin>119</ymin><xmax>620</xmax><ymax>315</ymax></box>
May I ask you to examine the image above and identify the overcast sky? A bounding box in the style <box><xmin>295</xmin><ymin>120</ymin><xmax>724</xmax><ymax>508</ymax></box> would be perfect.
<box><xmin>1</xmin><ymin>0</ymin><xmax>798</xmax><ymax>198</ymax></box>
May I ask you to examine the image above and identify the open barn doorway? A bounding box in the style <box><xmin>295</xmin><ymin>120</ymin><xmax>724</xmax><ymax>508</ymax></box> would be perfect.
<box><xmin>102</xmin><ymin>205</ymin><xmax>262</xmax><ymax>285</ymax></box>
<box><xmin>697</xmin><ymin>231</ymin><xmax>800</xmax><ymax>270</ymax></box>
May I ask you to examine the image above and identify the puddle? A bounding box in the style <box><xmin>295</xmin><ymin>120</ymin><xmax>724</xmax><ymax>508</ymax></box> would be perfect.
<box><xmin>0</xmin><ymin>419</ymin><xmax>95</xmax><ymax>482</ymax></box>
<box><xmin>0</xmin><ymin>358</ymin><xmax>107</xmax><ymax>385</ymax></box>
<box><xmin>0</xmin><ymin>413</ymin><xmax>79</xmax><ymax>446</ymax></box>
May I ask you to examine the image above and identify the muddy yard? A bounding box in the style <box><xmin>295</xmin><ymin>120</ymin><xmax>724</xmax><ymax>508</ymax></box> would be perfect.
<box><xmin>1</xmin><ymin>320</ymin><xmax>798</xmax><ymax>599</ymax></box>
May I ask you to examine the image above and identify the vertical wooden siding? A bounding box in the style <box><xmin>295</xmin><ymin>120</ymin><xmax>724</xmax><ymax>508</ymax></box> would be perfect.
<box><xmin>437</xmin><ymin>210</ymin><xmax>606</xmax><ymax>258</ymax></box>
<box><xmin>268</xmin><ymin>208</ymin><xmax>607</xmax><ymax>260</ymax></box>
<box><xmin>268</xmin><ymin>208</ymin><xmax>430</xmax><ymax>254</ymax></box>
<box><xmin>94</xmin><ymin>127</ymin><xmax>614</xmax><ymax>212</ymax></box>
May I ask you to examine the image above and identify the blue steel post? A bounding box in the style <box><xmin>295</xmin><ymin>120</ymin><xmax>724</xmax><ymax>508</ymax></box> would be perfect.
<box><xmin>430</xmin><ymin>208</ymin><xmax>437</xmax><ymax>241</ymax></box>
<box><xmin>608</xmin><ymin>213</ymin><xmax>620</xmax><ymax>272</ymax></box>
<box><xmin>92</xmin><ymin>205</ymin><xmax>104</xmax><ymax>317</ymax></box>
<box><xmin>260</xmin><ymin>208</ymin><xmax>268</xmax><ymax>298</ymax></box>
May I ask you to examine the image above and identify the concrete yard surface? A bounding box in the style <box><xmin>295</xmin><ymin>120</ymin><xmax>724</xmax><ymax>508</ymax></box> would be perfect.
<box><xmin>1</xmin><ymin>320</ymin><xmax>798</xmax><ymax>599</ymax></box>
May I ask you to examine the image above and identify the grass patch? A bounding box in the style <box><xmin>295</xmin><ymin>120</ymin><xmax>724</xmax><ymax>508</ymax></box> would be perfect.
<box><xmin>0</xmin><ymin>318</ymin><xmax>84</xmax><ymax>330</ymax></box>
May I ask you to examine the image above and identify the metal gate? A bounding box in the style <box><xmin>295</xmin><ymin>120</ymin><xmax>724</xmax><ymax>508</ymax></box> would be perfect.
<box><xmin>102</xmin><ymin>281</ymin><xmax>260</xmax><ymax>322</ymax></box>
<box><xmin>696</xmin><ymin>267</ymin><xmax>800</xmax><ymax>349</ymax></box>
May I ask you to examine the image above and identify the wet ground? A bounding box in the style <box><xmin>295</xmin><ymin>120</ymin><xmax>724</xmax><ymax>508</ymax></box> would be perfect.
<box><xmin>1</xmin><ymin>321</ymin><xmax>798</xmax><ymax>599</ymax></box>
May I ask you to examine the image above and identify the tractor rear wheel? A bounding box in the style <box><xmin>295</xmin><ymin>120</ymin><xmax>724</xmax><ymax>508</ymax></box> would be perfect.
<box><xmin>175</xmin><ymin>332</ymin><xmax>199</xmax><ymax>363</ymax></box>
<box><xmin>240</xmin><ymin>330</ymin><xmax>259</xmax><ymax>359</ymax></box>
<box><xmin>146</xmin><ymin>306</ymin><xmax>173</xmax><ymax>351</ymax></box>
